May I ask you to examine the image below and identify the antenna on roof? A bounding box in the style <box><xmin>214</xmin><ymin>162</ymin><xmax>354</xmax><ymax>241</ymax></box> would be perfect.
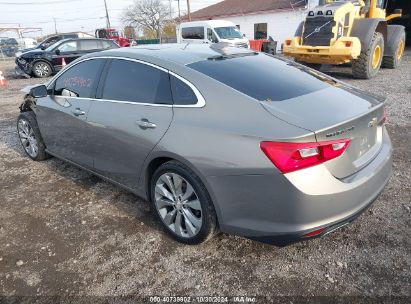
<box><xmin>209</xmin><ymin>42</ymin><xmax>232</xmax><ymax>55</ymax></box>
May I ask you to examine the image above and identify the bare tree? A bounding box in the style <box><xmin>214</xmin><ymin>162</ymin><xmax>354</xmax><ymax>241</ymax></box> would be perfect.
<box><xmin>122</xmin><ymin>0</ymin><xmax>172</xmax><ymax>39</ymax></box>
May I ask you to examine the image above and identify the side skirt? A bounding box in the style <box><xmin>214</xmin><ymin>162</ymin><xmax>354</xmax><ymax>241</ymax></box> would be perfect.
<box><xmin>45</xmin><ymin>149</ymin><xmax>148</xmax><ymax>201</ymax></box>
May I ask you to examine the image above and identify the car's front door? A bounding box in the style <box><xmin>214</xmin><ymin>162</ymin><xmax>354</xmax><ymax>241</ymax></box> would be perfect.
<box><xmin>87</xmin><ymin>58</ymin><xmax>174</xmax><ymax>190</ymax></box>
<box><xmin>51</xmin><ymin>40</ymin><xmax>81</xmax><ymax>69</ymax></box>
<box><xmin>35</xmin><ymin>58</ymin><xmax>106</xmax><ymax>169</ymax></box>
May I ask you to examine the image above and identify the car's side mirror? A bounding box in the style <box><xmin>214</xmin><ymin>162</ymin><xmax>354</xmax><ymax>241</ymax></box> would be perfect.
<box><xmin>41</xmin><ymin>46</ymin><xmax>46</xmax><ymax>50</ymax></box>
<box><xmin>55</xmin><ymin>49</ymin><xmax>61</xmax><ymax>55</ymax></box>
<box><xmin>30</xmin><ymin>85</ymin><xmax>48</xmax><ymax>98</ymax></box>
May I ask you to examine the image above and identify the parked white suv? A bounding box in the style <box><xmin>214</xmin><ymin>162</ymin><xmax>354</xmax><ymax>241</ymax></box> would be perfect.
<box><xmin>177</xmin><ymin>20</ymin><xmax>249</xmax><ymax>48</ymax></box>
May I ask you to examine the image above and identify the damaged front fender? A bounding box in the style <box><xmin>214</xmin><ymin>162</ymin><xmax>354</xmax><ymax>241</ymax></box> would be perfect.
<box><xmin>19</xmin><ymin>84</ymin><xmax>43</xmax><ymax>112</ymax></box>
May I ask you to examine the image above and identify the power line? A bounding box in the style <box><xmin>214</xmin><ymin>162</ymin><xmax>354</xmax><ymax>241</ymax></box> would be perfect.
<box><xmin>0</xmin><ymin>0</ymin><xmax>83</xmax><ymax>5</ymax></box>
<box><xmin>16</xmin><ymin>16</ymin><xmax>105</xmax><ymax>25</ymax></box>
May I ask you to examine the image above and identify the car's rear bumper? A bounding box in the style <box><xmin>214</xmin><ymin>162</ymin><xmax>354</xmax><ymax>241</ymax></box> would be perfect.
<box><xmin>207</xmin><ymin>127</ymin><xmax>392</xmax><ymax>246</ymax></box>
<box><xmin>247</xmin><ymin>180</ymin><xmax>386</xmax><ymax>246</ymax></box>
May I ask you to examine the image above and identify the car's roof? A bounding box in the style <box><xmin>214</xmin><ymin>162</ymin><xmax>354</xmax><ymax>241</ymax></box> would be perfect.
<box><xmin>61</xmin><ymin>37</ymin><xmax>111</xmax><ymax>42</ymax></box>
<box><xmin>180</xmin><ymin>20</ymin><xmax>235</xmax><ymax>27</ymax></box>
<box><xmin>88</xmin><ymin>43</ymin><xmax>255</xmax><ymax>66</ymax></box>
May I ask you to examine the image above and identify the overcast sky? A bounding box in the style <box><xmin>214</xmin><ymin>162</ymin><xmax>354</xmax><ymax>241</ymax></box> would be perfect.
<box><xmin>0</xmin><ymin>0</ymin><xmax>223</xmax><ymax>38</ymax></box>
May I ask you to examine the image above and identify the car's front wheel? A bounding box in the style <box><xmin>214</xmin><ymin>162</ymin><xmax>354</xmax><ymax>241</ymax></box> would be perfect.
<box><xmin>151</xmin><ymin>161</ymin><xmax>218</xmax><ymax>244</ymax></box>
<box><xmin>17</xmin><ymin>112</ymin><xmax>49</xmax><ymax>161</ymax></box>
<box><xmin>32</xmin><ymin>61</ymin><xmax>52</xmax><ymax>78</ymax></box>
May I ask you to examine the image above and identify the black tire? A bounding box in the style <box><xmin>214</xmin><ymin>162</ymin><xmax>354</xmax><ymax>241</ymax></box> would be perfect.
<box><xmin>382</xmin><ymin>31</ymin><xmax>405</xmax><ymax>69</ymax></box>
<box><xmin>17</xmin><ymin>111</ymin><xmax>49</xmax><ymax>161</ymax></box>
<box><xmin>32</xmin><ymin>61</ymin><xmax>52</xmax><ymax>78</ymax></box>
<box><xmin>352</xmin><ymin>32</ymin><xmax>384</xmax><ymax>79</ymax></box>
<box><xmin>150</xmin><ymin>161</ymin><xmax>218</xmax><ymax>244</ymax></box>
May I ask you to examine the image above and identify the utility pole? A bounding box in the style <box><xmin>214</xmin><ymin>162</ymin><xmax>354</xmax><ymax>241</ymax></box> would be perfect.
<box><xmin>187</xmin><ymin>0</ymin><xmax>191</xmax><ymax>21</ymax></box>
<box><xmin>53</xmin><ymin>18</ymin><xmax>57</xmax><ymax>34</ymax></box>
<box><xmin>103</xmin><ymin>0</ymin><xmax>111</xmax><ymax>28</ymax></box>
<box><xmin>168</xmin><ymin>0</ymin><xmax>172</xmax><ymax>19</ymax></box>
<box><xmin>176</xmin><ymin>0</ymin><xmax>181</xmax><ymax>18</ymax></box>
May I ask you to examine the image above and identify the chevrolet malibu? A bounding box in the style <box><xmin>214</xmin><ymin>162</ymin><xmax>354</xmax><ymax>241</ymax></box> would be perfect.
<box><xmin>17</xmin><ymin>44</ymin><xmax>392</xmax><ymax>245</ymax></box>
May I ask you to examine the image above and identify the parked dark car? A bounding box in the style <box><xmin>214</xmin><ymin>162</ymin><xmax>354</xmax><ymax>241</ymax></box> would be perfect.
<box><xmin>17</xmin><ymin>32</ymin><xmax>94</xmax><ymax>55</ymax></box>
<box><xmin>0</xmin><ymin>38</ymin><xmax>19</xmax><ymax>57</ymax></box>
<box><xmin>15</xmin><ymin>38</ymin><xmax>119</xmax><ymax>78</ymax></box>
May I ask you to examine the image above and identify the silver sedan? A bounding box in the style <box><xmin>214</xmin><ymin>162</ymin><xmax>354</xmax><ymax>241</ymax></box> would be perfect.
<box><xmin>17</xmin><ymin>44</ymin><xmax>392</xmax><ymax>245</ymax></box>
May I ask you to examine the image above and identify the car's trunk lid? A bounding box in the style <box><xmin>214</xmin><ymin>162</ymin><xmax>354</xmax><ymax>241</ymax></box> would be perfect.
<box><xmin>260</xmin><ymin>84</ymin><xmax>385</xmax><ymax>178</ymax></box>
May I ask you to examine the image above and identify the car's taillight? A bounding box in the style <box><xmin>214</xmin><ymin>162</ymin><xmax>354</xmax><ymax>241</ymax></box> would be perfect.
<box><xmin>260</xmin><ymin>139</ymin><xmax>350</xmax><ymax>174</ymax></box>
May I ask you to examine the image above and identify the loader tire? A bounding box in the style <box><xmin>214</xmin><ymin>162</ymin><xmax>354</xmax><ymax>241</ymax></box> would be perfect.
<box><xmin>382</xmin><ymin>31</ymin><xmax>405</xmax><ymax>69</ymax></box>
<box><xmin>352</xmin><ymin>32</ymin><xmax>384</xmax><ymax>79</ymax></box>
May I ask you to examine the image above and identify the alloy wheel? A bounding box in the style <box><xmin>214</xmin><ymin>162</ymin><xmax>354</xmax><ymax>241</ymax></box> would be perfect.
<box><xmin>154</xmin><ymin>173</ymin><xmax>203</xmax><ymax>238</ymax></box>
<box><xmin>34</xmin><ymin>62</ymin><xmax>50</xmax><ymax>77</ymax></box>
<box><xmin>18</xmin><ymin>119</ymin><xmax>38</xmax><ymax>158</ymax></box>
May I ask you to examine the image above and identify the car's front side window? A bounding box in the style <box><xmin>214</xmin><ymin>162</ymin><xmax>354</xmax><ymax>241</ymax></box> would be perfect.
<box><xmin>53</xmin><ymin>59</ymin><xmax>105</xmax><ymax>98</ymax></box>
<box><xmin>101</xmin><ymin>59</ymin><xmax>172</xmax><ymax>104</ymax></box>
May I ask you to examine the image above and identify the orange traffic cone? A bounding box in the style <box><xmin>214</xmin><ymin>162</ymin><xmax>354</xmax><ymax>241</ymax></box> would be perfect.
<box><xmin>62</xmin><ymin>58</ymin><xmax>67</xmax><ymax>68</ymax></box>
<box><xmin>0</xmin><ymin>70</ymin><xmax>7</xmax><ymax>87</ymax></box>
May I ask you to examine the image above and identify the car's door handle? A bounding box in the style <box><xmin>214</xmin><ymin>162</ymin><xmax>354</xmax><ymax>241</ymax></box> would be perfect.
<box><xmin>72</xmin><ymin>108</ymin><xmax>86</xmax><ymax>116</ymax></box>
<box><xmin>136</xmin><ymin>119</ymin><xmax>157</xmax><ymax>129</ymax></box>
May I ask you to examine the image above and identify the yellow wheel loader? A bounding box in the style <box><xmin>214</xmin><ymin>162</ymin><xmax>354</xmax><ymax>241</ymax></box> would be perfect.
<box><xmin>283</xmin><ymin>0</ymin><xmax>406</xmax><ymax>79</ymax></box>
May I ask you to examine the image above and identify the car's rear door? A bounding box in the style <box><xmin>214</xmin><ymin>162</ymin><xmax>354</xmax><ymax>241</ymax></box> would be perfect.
<box><xmin>87</xmin><ymin>58</ymin><xmax>173</xmax><ymax>190</ymax></box>
<box><xmin>36</xmin><ymin>58</ymin><xmax>106</xmax><ymax>169</ymax></box>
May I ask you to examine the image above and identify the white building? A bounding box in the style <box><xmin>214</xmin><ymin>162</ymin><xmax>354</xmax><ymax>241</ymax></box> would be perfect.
<box><xmin>182</xmin><ymin>0</ymin><xmax>320</xmax><ymax>50</ymax></box>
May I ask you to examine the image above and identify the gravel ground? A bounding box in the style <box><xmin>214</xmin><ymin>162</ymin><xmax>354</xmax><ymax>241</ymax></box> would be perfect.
<box><xmin>0</xmin><ymin>52</ymin><xmax>410</xmax><ymax>303</ymax></box>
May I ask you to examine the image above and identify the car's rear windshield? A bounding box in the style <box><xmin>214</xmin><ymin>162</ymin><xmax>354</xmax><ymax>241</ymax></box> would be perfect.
<box><xmin>187</xmin><ymin>53</ymin><xmax>331</xmax><ymax>101</ymax></box>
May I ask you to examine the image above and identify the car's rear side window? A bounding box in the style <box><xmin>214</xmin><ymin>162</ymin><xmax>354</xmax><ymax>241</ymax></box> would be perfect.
<box><xmin>170</xmin><ymin>75</ymin><xmax>198</xmax><ymax>105</ymax></box>
<box><xmin>54</xmin><ymin>58</ymin><xmax>104</xmax><ymax>98</ymax></box>
<box><xmin>101</xmin><ymin>59</ymin><xmax>172</xmax><ymax>104</ymax></box>
<box><xmin>188</xmin><ymin>54</ymin><xmax>329</xmax><ymax>101</ymax></box>
<box><xmin>79</xmin><ymin>40</ymin><xmax>99</xmax><ymax>51</ymax></box>
<box><xmin>101</xmin><ymin>40</ymin><xmax>117</xmax><ymax>49</ymax></box>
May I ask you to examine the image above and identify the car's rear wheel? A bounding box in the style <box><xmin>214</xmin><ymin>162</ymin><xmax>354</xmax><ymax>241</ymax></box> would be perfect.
<box><xmin>32</xmin><ymin>61</ymin><xmax>52</xmax><ymax>78</ymax></box>
<box><xmin>17</xmin><ymin>112</ymin><xmax>49</xmax><ymax>161</ymax></box>
<box><xmin>151</xmin><ymin>161</ymin><xmax>218</xmax><ymax>244</ymax></box>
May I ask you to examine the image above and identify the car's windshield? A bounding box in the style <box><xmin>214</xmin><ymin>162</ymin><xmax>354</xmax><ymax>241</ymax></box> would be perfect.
<box><xmin>188</xmin><ymin>53</ymin><xmax>332</xmax><ymax>101</ymax></box>
<box><xmin>109</xmin><ymin>31</ymin><xmax>119</xmax><ymax>37</ymax></box>
<box><xmin>214</xmin><ymin>26</ymin><xmax>243</xmax><ymax>40</ymax></box>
